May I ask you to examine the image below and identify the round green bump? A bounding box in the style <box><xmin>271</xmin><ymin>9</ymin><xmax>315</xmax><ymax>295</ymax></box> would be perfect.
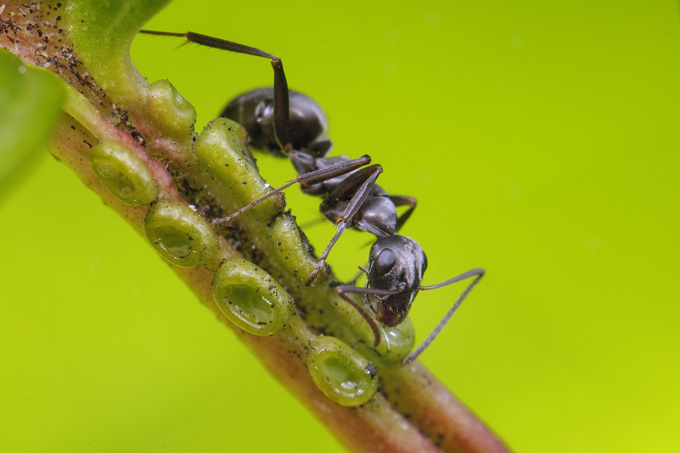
<box><xmin>144</xmin><ymin>200</ymin><xmax>219</xmax><ymax>268</ymax></box>
<box><xmin>89</xmin><ymin>141</ymin><xmax>158</xmax><ymax>205</ymax></box>
<box><xmin>147</xmin><ymin>79</ymin><xmax>197</xmax><ymax>138</ymax></box>
<box><xmin>212</xmin><ymin>258</ymin><xmax>295</xmax><ymax>335</ymax></box>
<box><xmin>193</xmin><ymin>118</ymin><xmax>280</xmax><ymax>222</ymax></box>
<box><xmin>307</xmin><ymin>336</ymin><xmax>378</xmax><ymax>406</ymax></box>
<box><xmin>373</xmin><ymin>317</ymin><xmax>415</xmax><ymax>363</ymax></box>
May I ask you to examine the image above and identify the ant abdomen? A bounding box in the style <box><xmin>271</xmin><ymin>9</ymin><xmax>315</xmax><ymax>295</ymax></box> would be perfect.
<box><xmin>221</xmin><ymin>88</ymin><xmax>329</xmax><ymax>157</ymax></box>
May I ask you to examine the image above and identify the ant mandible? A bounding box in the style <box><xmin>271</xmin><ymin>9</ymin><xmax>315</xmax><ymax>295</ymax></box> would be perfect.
<box><xmin>139</xmin><ymin>30</ymin><xmax>484</xmax><ymax>364</ymax></box>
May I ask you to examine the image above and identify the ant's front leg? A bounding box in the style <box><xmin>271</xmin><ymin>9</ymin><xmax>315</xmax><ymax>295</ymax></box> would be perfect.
<box><xmin>403</xmin><ymin>268</ymin><xmax>485</xmax><ymax>365</ymax></box>
<box><xmin>138</xmin><ymin>30</ymin><xmax>291</xmax><ymax>150</ymax></box>
<box><xmin>335</xmin><ymin>285</ymin><xmax>405</xmax><ymax>347</ymax></box>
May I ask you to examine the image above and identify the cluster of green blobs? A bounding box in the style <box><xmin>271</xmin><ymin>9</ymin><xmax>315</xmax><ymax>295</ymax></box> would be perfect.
<box><xmin>144</xmin><ymin>200</ymin><xmax>220</xmax><ymax>268</ymax></box>
<box><xmin>89</xmin><ymin>141</ymin><xmax>158</xmax><ymax>205</ymax></box>
<box><xmin>307</xmin><ymin>336</ymin><xmax>378</xmax><ymax>407</ymax></box>
<box><xmin>212</xmin><ymin>258</ymin><xmax>295</xmax><ymax>336</ymax></box>
<box><xmin>89</xmin><ymin>80</ymin><xmax>412</xmax><ymax>406</ymax></box>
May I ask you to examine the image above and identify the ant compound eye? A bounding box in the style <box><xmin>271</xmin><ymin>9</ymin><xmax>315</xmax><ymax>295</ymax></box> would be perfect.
<box><xmin>376</xmin><ymin>248</ymin><xmax>396</xmax><ymax>274</ymax></box>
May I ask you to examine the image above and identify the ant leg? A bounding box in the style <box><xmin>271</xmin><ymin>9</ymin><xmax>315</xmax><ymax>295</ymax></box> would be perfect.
<box><xmin>138</xmin><ymin>30</ymin><xmax>291</xmax><ymax>149</ymax></box>
<box><xmin>212</xmin><ymin>155</ymin><xmax>372</xmax><ymax>226</ymax></box>
<box><xmin>402</xmin><ymin>268</ymin><xmax>485</xmax><ymax>365</ymax></box>
<box><xmin>306</xmin><ymin>164</ymin><xmax>383</xmax><ymax>286</ymax></box>
<box><xmin>354</xmin><ymin>194</ymin><xmax>416</xmax><ymax>238</ymax></box>
<box><xmin>389</xmin><ymin>195</ymin><xmax>417</xmax><ymax>232</ymax></box>
<box><xmin>335</xmin><ymin>285</ymin><xmax>405</xmax><ymax>347</ymax></box>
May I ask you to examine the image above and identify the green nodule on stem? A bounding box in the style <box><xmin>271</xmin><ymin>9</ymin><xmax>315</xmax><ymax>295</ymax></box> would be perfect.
<box><xmin>144</xmin><ymin>200</ymin><xmax>219</xmax><ymax>268</ymax></box>
<box><xmin>89</xmin><ymin>141</ymin><xmax>158</xmax><ymax>205</ymax></box>
<box><xmin>307</xmin><ymin>336</ymin><xmax>378</xmax><ymax>407</ymax></box>
<box><xmin>373</xmin><ymin>317</ymin><xmax>415</xmax><ymax>363</ymax></box>
<box><xmin>193</xmin><ymin>118</ymin><xmax>281</xmax><ymax>221</ymax></box>
<box><xmin>147</xmin><ymin>80</ymin><xmax>197</xmax><ymax>142</ymax></box>
<box><xmin>212</xmin><ymin>257</ymin><xmax>295</xmax><ymax>335</ymax></box>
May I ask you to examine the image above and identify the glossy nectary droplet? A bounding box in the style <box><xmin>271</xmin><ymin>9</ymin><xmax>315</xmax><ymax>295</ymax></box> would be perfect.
<box><xmin>212</xmin><ymin>258</ymin><xmax>295</xmax><ymax>335</ymax></box>
<box><xmin>147</xmin><ymin>80</ymin><xmax>197</xmax><ymax>139</ymax></box>
<box><xmin>89</xmin><ymin>141</ymin><xmax>158</xmax><ymax>205</ymax></box>
<box><xmin>374</xmin><ymin>316</ymin><xmax>415</xmax><ymax>363</ymax></box>
<box><xmin>307</xmin><ymin>336</ymin><xmax>378</xmax><ymax>406</ymax></box>
<box><xmin>144</xmin><ymin>200</ymin><xmax>219</xmax><ymax>268</ymax></box>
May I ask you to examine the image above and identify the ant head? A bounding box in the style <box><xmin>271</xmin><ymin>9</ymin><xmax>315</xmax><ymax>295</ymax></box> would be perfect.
<box><xmin>366</xmin><ymin>235</ymin><xmax>428</xmax><ymax>327</ymax></box>
<box><xmin>221</xmin><ymin>88</ymin><xmax>329</xmax><ymax>157</ymax></box>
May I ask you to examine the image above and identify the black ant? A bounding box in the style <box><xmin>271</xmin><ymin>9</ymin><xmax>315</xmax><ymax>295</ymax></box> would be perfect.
<box><xmin>139</xmin><ymin>30</ymin><xmax>484</xmax><ymax>364</ymax></box>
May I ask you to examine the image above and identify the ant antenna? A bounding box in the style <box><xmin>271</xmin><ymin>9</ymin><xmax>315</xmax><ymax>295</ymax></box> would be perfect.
<box><xmin>402</xmin><ymin>268</ymin><xmax>485</xmax><ymax>365</ymax></box>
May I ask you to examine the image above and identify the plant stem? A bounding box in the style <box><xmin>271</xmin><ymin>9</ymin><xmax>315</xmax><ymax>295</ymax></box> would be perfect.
<box><xmin>1</xmin><ymin>2</ymin><xmax>509</xmax><ymax>451</ymax></box>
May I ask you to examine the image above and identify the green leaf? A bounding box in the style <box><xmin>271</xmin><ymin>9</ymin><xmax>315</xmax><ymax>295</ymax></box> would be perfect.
<box><xmin>0</xmin><ymin>49</ymin><xmax>64</xmax><ymax>200</ymax></box>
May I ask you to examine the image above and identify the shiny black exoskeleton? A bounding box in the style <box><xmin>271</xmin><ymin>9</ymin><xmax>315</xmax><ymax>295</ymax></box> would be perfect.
<box><xmin>139</xmin><ymin>29</ymin><xmax>484</xmax><ymax>364</ymax></box>
<box><xmin>223</xmin><ymin>88</ymin><xmax>329</xmax><ymax>158</ymax></box>
<box><xmin>219</xmin><ymin>87</ymin><xmax>417</xmax><ymax>287</ymax></box>
<box><xmin>366</xmin><ymin>235</ymin><xmax>427</xmax><ymax>327</ymax></box>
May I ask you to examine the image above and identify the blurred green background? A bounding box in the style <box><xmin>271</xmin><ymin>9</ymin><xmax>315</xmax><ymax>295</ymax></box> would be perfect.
<box><xmin>2</xmin><ymin>0</ymin><xmax>680</xmax><ymax>451</ymax></box>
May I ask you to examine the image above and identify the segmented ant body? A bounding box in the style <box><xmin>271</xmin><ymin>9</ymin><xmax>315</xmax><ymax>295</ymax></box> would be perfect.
<box><xmin>140</xmin><ymin>30</ymin><xmax>484</xmax><ymax>364</ymax></box>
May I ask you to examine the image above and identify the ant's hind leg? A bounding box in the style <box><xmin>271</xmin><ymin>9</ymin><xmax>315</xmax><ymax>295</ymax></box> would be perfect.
<box><xmin>212</xmin><ymin>155</ymin><xmax>372</xmax><ymax>226</ymax></box>
<box><xmin>138</xmin><ymin>30</ymin><xmax>291</xmax><ymax>149</ymax></box>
